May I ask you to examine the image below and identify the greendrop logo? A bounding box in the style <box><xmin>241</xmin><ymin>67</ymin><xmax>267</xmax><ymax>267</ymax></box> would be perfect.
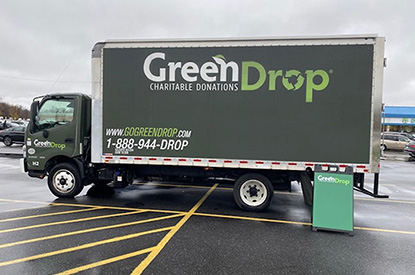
<box><xmin>317</xmin><ymin>175</ymin><xmax>351</xmax><ymax>186</ymax></box>
<box><xmin>33</xmin><ymin>139</ymin><xmax>66</xmax><ymax>151</ymax></box>
<box><xmin>143</xmin><ymin>52</ymin><xmax>331</xmax><ymax>103</ymax></box>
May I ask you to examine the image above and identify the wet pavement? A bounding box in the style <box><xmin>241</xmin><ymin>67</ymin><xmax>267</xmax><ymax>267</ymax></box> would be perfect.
<box><xmin>0</xmin><ymin>144</ymin><xmax>23</xmax><ymax>158</ymax></box>
<box><xmin>0</xmin><ymin>150</ymin><xmax>414</xmax><ymax>274</ymax></box>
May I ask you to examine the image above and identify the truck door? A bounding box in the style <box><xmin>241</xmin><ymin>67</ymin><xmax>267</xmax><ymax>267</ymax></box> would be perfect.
<box><xmin>27</xmin><ymin>96</ymin><xmax>79</xmax><ymax>171</ymax></box>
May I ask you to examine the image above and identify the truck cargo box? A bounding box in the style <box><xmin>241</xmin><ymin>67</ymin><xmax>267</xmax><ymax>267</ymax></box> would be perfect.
<box><xmin>91</xmin><ymin>36</ymin><xmax>384</xmax><ymax>173</ymax></box>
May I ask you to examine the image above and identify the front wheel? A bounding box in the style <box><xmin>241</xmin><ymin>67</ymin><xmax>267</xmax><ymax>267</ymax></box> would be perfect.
<box><xmin>48</xmin><ymin>163</ymin><xmax>84</xmax><ymax>198</ymax></box>
<box><xmin>3</xmin><ymin>136</ymin><xmax>12</xmax><ymax>146</ymax></box>
<box><xmin>233</xmin><ymin>173</ymin><xmax>274</xmax><ymax>211</ymax></box>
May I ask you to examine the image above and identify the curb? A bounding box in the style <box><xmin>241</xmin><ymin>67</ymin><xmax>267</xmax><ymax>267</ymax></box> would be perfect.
<box><xmin>381</xmin><ymin>156</ymin><xmax>411</xmax><ymax>162</ymax></box>
<box><xmin>0</xmin><ymin>153</ymin><xmax>23</xmax><ymax>159</ymax></box>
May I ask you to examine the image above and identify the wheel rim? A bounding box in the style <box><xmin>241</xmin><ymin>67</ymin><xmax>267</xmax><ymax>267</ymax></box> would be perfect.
<box><xmin>239</xmin><ymin>179</ymin><xmax>268</xmax><ymax>207</ymax></box>
<box><xmin>53</xmin><ymin>169</ymin><xmax>76</xmax><ymax>194</ymax></box>
<box><xmin>4</xmin><ymin>137</ymin><xmax>12</xmax><ymax>146</ymax></box>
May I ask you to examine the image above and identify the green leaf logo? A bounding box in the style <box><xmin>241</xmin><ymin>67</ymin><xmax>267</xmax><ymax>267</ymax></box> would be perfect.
<box><xmin>213</xmin><ymin>54</ymin><xmax>226</xmax><ymax>61</ymax></box>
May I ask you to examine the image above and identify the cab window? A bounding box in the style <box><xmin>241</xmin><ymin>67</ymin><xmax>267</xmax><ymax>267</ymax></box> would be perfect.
<box><xmin>36</xmin><ymin>98</ymin><xmax>75</xmax><ymax>130</ymax></box>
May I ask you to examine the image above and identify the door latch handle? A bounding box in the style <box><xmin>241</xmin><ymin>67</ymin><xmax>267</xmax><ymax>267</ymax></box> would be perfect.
<box><xmin>65</xmin><ymin>138</ymin><xmax>74</xmax><ymax>143</ymax></box>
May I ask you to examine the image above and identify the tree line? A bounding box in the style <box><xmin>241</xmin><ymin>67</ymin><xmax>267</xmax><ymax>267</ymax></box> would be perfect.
<box><xmin>0</xmin><ymin>98</ymin><xmax>30</xmax><ymax>120</ymax></box>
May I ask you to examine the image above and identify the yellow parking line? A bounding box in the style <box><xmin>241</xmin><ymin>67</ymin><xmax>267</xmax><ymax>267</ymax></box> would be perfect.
<box><xmin>0</xmin><ymin>213</ymin><xmax>184</xmax><ymax>249</ymax></box>
<box><xmin>2</xmin><ymin>187</ymin><xmax>413</xmax><ymax>211</ymax></box>
<box><xmin>354</xmin><ymin>226</ymin><xmax>415</xmax><ymax>235</ymax></box>
<box><xmin>0</xmin><ymin>207</ymin><xmax>101</xmax><ymax>223</ymax></box>
<box><xmin>193</xmin><ymin>212</ymin><xmax>415</xmax><ymax>235</ymax></box>
<box><xmin>0</xmin><ymin>189</ymin><xmax>413</xmax><ymax>238</ymax></box>
<box><xmin>51</xmin><ymin>203</ymin><xmax>185</xmax><ymax>215</ymax></box>
<box><xmin>0</xmin><ymin>198</ymin><xmax>187</xmax><ymax>215</ymax></box>
<box><xmin>194</xmin><ymin>212</ymin><xmax>312</xmax><ymax>226</ymax></box>
<box><xmin>134</xmin><ymin>182</ymin><xmax>415</xmax><ymax>203</ymax></box>
<box><xmin>55</xmin><ymin>247</ymin><xmax>156</xmax><ymax>275</ymax></box>
<box><xmin>0</xmin><ymin>210</ymin><xmax>144</xmax><ymax>234</ymax></box>
<box><xmin>0</xmin><ymin>227</ymin><xmax>172</xmax><ymax>267</ymax></box>
<box><xmin>0</xmin><ymin>199</ymin><xmax>147</xmax><ymax>212</ymax></box>
<box><xmin>131</xmin><ymin>183</ymin><xmax>218</xmax><ymax>275</ymax></box>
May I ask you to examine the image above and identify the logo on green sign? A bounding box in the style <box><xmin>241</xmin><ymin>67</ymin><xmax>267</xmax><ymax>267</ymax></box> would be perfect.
<box><xmin>317</xmin><ymin>175</ymin><xmax>350</xmax><ymax>186</ymax></box>
<box><xmin>241</xmin><ymin>61</ymin><xmax>331</xmax><ymax>103</ymax></box>
<box><xmin>143</xmin><ymin>52</ymin><xmax>332</xmax><ymax>103</ymax></box>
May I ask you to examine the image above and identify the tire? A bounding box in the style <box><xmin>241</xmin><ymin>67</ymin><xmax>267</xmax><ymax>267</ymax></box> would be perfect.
<box><xmin>380</xmin><ymin>144</ymin><xmax>387</xmax><ymax>151</ymax></box>
<box><xmin>3</xmin><ymin>136</ymin><xmax>12</xmax><ymax>146</ymax></box>
<box><xmin>48</xmin><ymin>163</ymin><xmax>84</xmax><ymax>198</ymax></box>
<box><xmin>233</xmin><ymin>173</ymin><xmax>274</xmax><ymax>211</ymax></box>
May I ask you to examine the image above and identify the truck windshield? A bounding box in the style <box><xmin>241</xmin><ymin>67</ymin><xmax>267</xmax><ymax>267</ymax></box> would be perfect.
<box><xmin>36</xmin><ymin>98</ymin><xmax>74</xmax><ymax>130</ymax></box>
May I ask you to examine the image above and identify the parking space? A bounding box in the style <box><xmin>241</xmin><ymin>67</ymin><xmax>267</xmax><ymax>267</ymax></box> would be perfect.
<box><xmin>0</xmin><ymin>156</ymin><xmax>414</xmax><ymax>274</ymax></box>
<box><xmin>0</xmin><ymin>199</ymin><xmax>184</xmax><ymax>274</ymax></box>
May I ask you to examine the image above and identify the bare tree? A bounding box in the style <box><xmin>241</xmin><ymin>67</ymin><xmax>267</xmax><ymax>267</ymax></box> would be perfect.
<box><xmin>0</xmin><ymin>97</ymin><xmax>29</xmax><ymax>119</ymax></box>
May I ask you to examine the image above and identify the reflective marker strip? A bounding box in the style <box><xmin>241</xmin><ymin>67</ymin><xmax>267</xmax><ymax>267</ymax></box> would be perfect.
<box><xmin>100</xmin><ymin>156</ymin><xmax>374</xmax><ymax>173</ymax></box>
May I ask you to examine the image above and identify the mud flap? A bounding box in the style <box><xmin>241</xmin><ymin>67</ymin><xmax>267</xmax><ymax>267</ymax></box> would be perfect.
<box><xmin>300</xmin><ymin>172</ymin><xmax>313</xmax><ymax>206</ymax></box>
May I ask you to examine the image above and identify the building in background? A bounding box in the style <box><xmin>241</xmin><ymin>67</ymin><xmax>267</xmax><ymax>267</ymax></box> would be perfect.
<box><xmin>382</xmin><ymin>106</ymin><xmax>415</xmax><ymax>133</ymax></box>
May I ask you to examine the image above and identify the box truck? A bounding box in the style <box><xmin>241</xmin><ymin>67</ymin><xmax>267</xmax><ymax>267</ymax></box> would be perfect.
<box><xmin>21</xmin><ymin>35</ymin><xmax>385</xmax><ymax>211</ymax></box>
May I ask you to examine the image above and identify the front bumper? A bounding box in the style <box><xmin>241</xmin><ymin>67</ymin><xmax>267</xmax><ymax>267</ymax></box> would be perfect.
<box><xmin>20</xmin><ymin>158</ymin><xmax>28</xmax><ymax>173</ymax></box>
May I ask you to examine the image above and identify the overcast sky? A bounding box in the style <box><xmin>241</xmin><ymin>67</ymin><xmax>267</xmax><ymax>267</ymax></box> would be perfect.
<box><xmin>0</xmin><ymin>0</ymin><xmax>414</xmax><ymax>109</ymax></box>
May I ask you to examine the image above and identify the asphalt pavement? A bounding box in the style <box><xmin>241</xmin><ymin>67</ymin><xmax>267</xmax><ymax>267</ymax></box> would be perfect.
<box><xmin>0</xmin><ymin>146</ymin><xmax>414</xmax><ymax>274</ymax></box>
<box><xmin>0</xmin><ymin>143</ymin><xmax>23</xmax><ymax>158</ymax></box>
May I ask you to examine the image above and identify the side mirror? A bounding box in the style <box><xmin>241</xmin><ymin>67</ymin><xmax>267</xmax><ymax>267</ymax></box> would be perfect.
<box><xmin>30</xmin><ymin>100</ymin><xmax>39</xmax><ymax>133</ymax></box>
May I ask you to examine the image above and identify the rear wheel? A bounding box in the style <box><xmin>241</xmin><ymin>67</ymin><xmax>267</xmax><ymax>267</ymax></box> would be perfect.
<box><xmin>380</xmin><ymin>144</ymin><xmax>387</xmax><ymax>151</ymax></box>
<box><xmin>48</xmin><ymin>163</ymin><xmax>84</xmax><ymax>198</ymax></box>
<box><xmin>3</xmin><ymin>136</ymin><xmax>12</xmax><ymax>146</ymax></box>
<box><xmin>233</xmin><ymin>173</ymin><xmax>274</xmax><ymax>211</ymax></box>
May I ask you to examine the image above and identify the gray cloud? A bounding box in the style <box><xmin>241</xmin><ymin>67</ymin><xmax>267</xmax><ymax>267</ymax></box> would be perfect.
<box><xmin>0</xmin><ymin>0</ymin><xmax>414</xmax><ymax>108</ymax></box>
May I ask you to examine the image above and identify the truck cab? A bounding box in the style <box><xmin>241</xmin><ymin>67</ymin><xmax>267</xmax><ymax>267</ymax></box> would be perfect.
<box><xmin>22</xmin><ymin>93</ymin><xmax>91</xmax><ymax>197</ymax></box>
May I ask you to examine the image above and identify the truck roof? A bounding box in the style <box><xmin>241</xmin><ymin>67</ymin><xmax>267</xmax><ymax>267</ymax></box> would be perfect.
<box><xmin>100</xmin><ymin>34</ymin><xmax>381</xmax><ymax>44</ymax></box>
<box><xmin>33</xmin><ymin>93</ymin><xmax>90</xmax><ymax>101</ymax></box>
<box><xmin>92</xmin><ymin>35</ymin><xmax>383</xmax><ymax>58</ymax></box>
